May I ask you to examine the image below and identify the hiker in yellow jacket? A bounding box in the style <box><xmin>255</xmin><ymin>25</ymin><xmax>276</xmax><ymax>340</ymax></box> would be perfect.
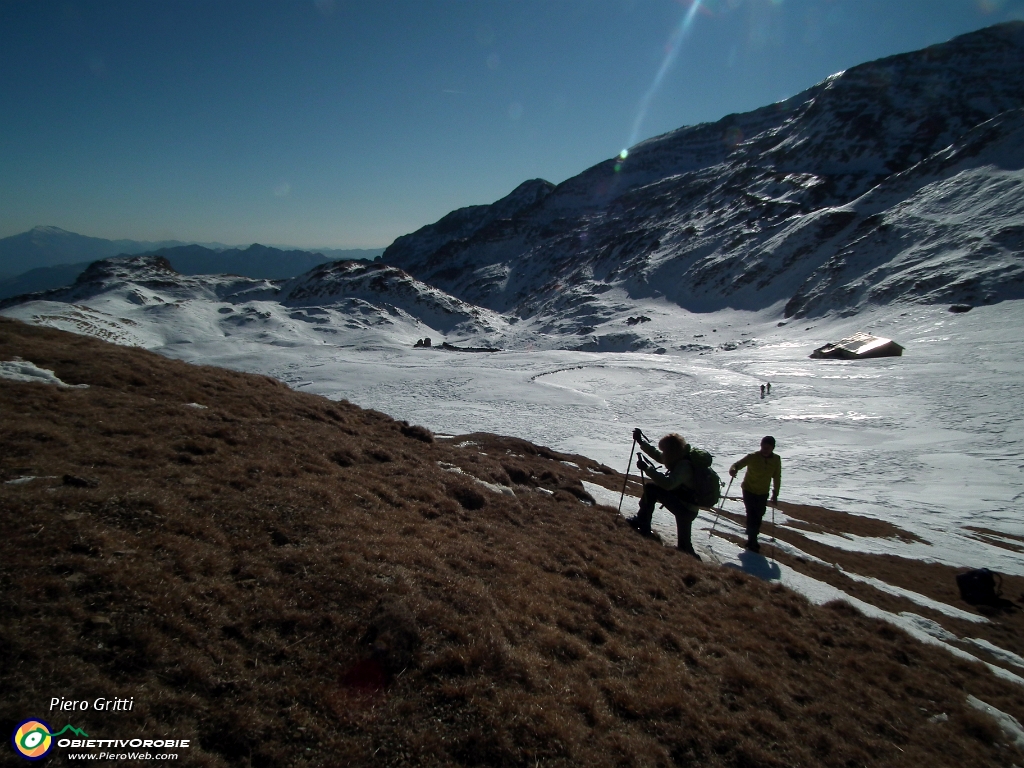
<box><xmin>729</xmin><ymin>436</ymin><xmax>781</xmax><ymax>554</ymax></box>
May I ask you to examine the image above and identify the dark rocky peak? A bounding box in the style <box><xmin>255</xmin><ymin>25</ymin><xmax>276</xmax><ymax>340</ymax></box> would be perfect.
<box><xmin>241</xmin><ymin>243</ymin><xmax>325</xmax><ymax>259</ymax></box>
<box><xmin>486</xmin><ymin>178</ymin><xmax>555</xmax><ymax>218</ymax></box>
<box><xmin>75</xmin><ymin>254</ymin><xmax>178</xmax><ymax>285</ymax></box>
<box><xmin>289</xmin><ymin>257</ymin><xmax>396</xmax><ymax>283</ymax></box>
<box><xmin>281</xmin><ymin>259</ymin><xmax>432</xmax><ymax>306</ymax></box>
<box><xmin>376</xmin><ymin>21</ymin><xmax>1024</xmax><ymax>320</ymax></box>
<box><xmin>553</xmin><ymin>21</ymin><xmax>1024</xmax><ymax>212</ymax></box>
<box><xmin>382</xmin><ymin>178</ymin><xmax>553</xmax><ymax>273</ymax></box>
<box><xmin>742</xmin><ymin>22</ymin><xmax>1024</xmax><ymax>198</ymax></box>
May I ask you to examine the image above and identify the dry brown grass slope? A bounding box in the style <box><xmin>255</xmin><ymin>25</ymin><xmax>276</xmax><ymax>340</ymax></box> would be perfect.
<box><xmin>1</xmin><ymin>317</ymin><xmax>1022</xmax><ymax>768</ymax></box>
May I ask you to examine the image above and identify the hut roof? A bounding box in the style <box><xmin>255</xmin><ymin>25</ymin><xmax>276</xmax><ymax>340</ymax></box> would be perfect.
<box><xmin>810</xmin><ymin>332</ymin><xmax>904</xmax><ymax>360</ymax></box>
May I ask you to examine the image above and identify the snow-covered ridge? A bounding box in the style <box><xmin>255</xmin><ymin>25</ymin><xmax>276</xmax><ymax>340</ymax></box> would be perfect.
<box><xmin>0</xmin><ymin>254</ymin><xmax>509</xmax><ymax>350</ymax></box>
<box><xmin>279</xmin><ymin>260</ymin><xmax>508</xmax><ymax>335</ymax></box>
<box><xmin>381</xmin><ymin>22</ymin><xmax>1024</xmax><ymax>320</ymax></box>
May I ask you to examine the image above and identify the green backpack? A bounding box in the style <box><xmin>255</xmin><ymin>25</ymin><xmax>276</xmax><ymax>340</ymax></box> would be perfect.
<box><xmin>683</xmin><ymin>446</ymin><xmax>722</xmax><ymax>507</ymax></box>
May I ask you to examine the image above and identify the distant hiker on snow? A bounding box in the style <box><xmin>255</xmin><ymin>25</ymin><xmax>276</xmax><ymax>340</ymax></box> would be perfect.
<box><xmin>760</xmin><ymin>384</ymin><xmax>766</xmax><ymax>399</ymax></box>
<box><xmin>766</xmin><ymin>382</ymin><xmax>771</xmax><ymax>395</ymax></box>
<box><xmin>626</xmin><ymin>429</ymin><xmax>702</xmax><ymax>560</ymax></box>
<box><xmin>729</xmin><ymin>436</ymin><xmax>781</xmax><ymax>553</ymax></box>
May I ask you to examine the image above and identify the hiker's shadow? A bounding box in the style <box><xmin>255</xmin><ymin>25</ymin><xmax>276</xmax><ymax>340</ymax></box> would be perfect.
<box><xmin>725</xmin><ymin>551</ymin><xmax>782</xmax><ymax>582</ymax></box>
<box><xmin>968</xmin><ymin>596</ymin><xmax>1022</xmax><ymax>616</ymax></box>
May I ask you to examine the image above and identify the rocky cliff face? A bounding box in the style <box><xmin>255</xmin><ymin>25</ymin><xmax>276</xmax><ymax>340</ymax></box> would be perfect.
<box><xmin>382</xmin><ymin>179</ymin><xmax>554</xmax><ymax>280</ymax></box>
<box><xmin>381</xmin><ymin>22</ymin><xmax>1024</xmax><ymax>320</ymax></box>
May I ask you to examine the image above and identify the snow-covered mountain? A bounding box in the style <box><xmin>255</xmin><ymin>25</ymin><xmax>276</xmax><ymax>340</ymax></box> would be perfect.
<box><xmin>382</xmin><ymin>22</ymin><xmax>1024</xmax><ymax>322</ymax></box>
<box><xmin>279</xmin><ymin>259</ymin><xmax>507</xmax><ymax>335</ymax></box>
<box><xmin>0</xmin><ymin>255</ymin><xmax>508</xmax><ymax>350</ymax></box>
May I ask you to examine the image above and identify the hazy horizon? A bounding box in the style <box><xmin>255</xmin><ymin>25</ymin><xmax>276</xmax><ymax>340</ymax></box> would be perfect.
<box><xmin>0</xmin><ymin>225</ymin><xmax>388</xmax><ymax>255</ymax></box>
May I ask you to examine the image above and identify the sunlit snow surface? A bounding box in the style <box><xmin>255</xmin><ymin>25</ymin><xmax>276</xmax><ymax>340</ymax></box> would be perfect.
<box><xmin>193</xmin><ymin>303</ymin><xmax>1024</xmax><ymax>576</ymax></box>
<box><xmin>7</xmin><ymin>295</ymin><xmax>1022</xmax><ymax>578</ymax></box>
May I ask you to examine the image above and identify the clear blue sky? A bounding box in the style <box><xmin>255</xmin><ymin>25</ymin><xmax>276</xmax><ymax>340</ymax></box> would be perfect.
<box><xmin>2</xmin><ymin>1</ymin><xmax>1022</xmax><ymax>248</ymax></box>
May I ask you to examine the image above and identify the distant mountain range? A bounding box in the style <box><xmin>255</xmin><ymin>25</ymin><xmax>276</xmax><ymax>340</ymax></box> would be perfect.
<box><xmin>0</xmin><ymin>226</ymin><xmax>384</xmax><ymax>300</ymax></box>
<box><xmin>383</xmin><ymin>22</ymin><xmax>1024</xmax><ymax>321</ymax></box>
<box><xmin>0</xmin><ymin>226</ymin><xmax>232</xmax><ymax>276</ymax></box>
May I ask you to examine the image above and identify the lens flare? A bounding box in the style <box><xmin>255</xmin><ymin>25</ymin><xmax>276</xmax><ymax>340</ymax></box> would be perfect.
<box><xmin>624</xmin><ymin>0</ymin><xmax>705</xmax><ymax>154</ymax></box>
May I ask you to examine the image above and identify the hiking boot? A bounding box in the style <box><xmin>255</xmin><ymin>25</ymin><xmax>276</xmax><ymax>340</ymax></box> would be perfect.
<box><xmin>677</xmin><ymin>545</ymin><xmax>701</xmax><ymax>561</ymax></box>
<box><xmin>745</xmin><ymin>540</ymin><xmax>761</xmax><ymax>554</ymax></box>
<box><xmin>625</xmin><ymin>516</ymin><xmax>661</xmax><ymax>541</ymax></box>
<box><xmin>625</xmin><ymin>516</ymin><xmax>651</xmax><ymax>535</ymax></box>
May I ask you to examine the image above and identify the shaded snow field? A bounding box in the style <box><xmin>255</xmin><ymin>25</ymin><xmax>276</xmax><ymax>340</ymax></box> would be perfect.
<box><xmin>5</xmin><ymin>295</ymin><xmax>1024</xmax><ymax>701</ymax></box>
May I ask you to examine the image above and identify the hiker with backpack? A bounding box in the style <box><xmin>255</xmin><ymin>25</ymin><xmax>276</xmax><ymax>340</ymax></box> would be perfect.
<box><xmin>728</xmin><ymin>436</ymin><xmax>782</xmax><ymax>554</ymax></box>
<box><xmin>626</xmin><ymin>429</ymin><xmax>709</xmax><ymax>560</ymax></box>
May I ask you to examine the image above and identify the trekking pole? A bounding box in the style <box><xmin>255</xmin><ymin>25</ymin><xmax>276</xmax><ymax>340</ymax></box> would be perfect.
<box><xmin>708</xmin><ymin>475</ymin><xmax>734</xmax><ymax>540</ymax></box>
<box><xmin>770</xmin><ymin>501</ymin><xmax>777</xmax><ymax>563</ymax></box>
<box><xmin>617</xmin><ymin>437</ymin><xmax>638</xmax><ymax>514</ymax></box>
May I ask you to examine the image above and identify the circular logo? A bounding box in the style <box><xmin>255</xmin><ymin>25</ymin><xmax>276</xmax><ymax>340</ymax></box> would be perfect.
<box><xmin>12</xmin><ymin>719</ymin><xmax>53</xmax><ymax>761</ymax></box>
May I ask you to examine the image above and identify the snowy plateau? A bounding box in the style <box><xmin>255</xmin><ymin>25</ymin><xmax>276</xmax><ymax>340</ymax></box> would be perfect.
<box><xmin>2</xmin><ymin>22</ymin><xmax>1024</xmax><ymax>690</ymax></box>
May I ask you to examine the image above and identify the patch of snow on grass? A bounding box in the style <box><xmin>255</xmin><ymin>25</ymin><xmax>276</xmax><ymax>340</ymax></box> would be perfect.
<box><xmin>843</xmin><ymin>570</ymin><xmax>989</xmax><ymax>623</ymax></box>
<box><xmin>438</xmin><ymin>462</ymin><xmax>515</xmax><ymax>497</ymax></box>
<box><xmin>965</xmin><ymin>638</ymin><xmax>1024</xmax><ymax>671</ymax></box>
<box><xmin>967</xmin><ymin>695</ymin><xmax>1024</xmax><ymax>750</ymax></box>
<box><xmin>581</xmin><ymin>480</ymin><xmax>631</xmax><ymax>510</ymax></box>
<box><xmin>0</xmin><ymin>358</ymin><xmax>88</xmax><ymax>388</ymax></box>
